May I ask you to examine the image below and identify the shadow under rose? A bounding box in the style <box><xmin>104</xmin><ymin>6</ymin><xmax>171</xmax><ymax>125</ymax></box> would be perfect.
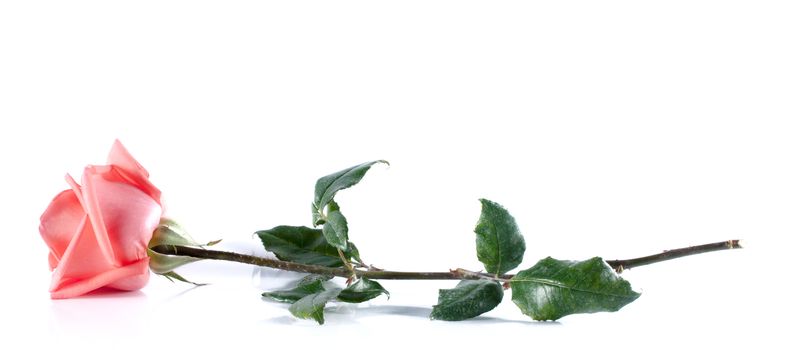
<box><xmin>58</xmin><ymin>287</ymin><xmax>147</xmax><ymax>299</ymax></box>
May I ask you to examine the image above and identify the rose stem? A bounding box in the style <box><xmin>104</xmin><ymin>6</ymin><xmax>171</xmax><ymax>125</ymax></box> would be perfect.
<box><xmin>150</xmin><ymin>239</ymin><xmax>741</xmax><ymax>281</ymax></box>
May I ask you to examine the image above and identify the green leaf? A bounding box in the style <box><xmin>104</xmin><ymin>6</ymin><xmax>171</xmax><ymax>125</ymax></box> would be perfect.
<box><xmin>289</xmin><ymin>288</ymin><xmax>342</xmax><ymax>325</ymax></box>
<box><xmin>430</xmin><ymin>280</ymin><xmax>504</xmax><ymax>321</ymax></box>
<box><xmin>147</xmin><ymin>218</ymin><xmax>209</xmax><ymax>273</ymax></box>
<box><xmin>312</xmin><ymin>203</ymin><xmax>326</xmax><ymax>227</ymax></box>
<box><xmin>475</xmin><ymin>198</ymin><xmax>525</xmax><ymax>276</ymax></box>
<box><xmin>160</xmin><ymin>271</ymin><xmax>206</xmax><ymax>287</ymax></box>
<box><xmin>205</xmin><ymin>239</ymin><xmax>222</xmax><ymax>247</ymax></box>
<box><xmin>312</xmin><ymin>160</ymin><xmax>388</xmax><ymax>226</ymax></box>
<box><xmin>510</xmin><ymin>257</ymin><xmax>641</xmax><ymax>321</ymax></box>
<box><xmin>262</xmin><ymin>275</ymin><xmax>330</xmax><ymax>304</ymax></box>
<box><xmin>345</xmin><ymin>242</ymin><xmax>363</xmax><ymax>264</ymax></box>
<box><xmin>147</xmin><ymin>248</ymin><xmax>201</xmax><ymax>274</ymax></box>
<box><xmin>298</xmin><ymin>274</ymin><xmax>334</xmax><ymax>285</ymax></box>
<box><xmin>322</xmin><ymin>201</ymin><xmax>349</xmax><ymax>250</ymax></box>
<box><xmin>337</xmin><ymin>278</ymin><xmax>390</xmax><ymax>303</ymax></box>
<box><xmin>311</xmin><ymin>203</ymin><xmax>325</xmax><ymax>227</ymax></box>
<box><xmin>149</xmin><ymin>218</ymin><xmax>200</xmax><ymax>247</ymax></box>
<box><xmin>257</xmin><ymin>226</ymin><xmax>360</xmax><ymax>267</ymax></box>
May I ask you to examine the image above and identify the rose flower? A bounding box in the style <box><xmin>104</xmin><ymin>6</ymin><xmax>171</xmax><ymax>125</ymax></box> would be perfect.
<box><xmin>39</xmin><ymin>140</ymin><xmax>162</xmax><ymax>299</ymax></box>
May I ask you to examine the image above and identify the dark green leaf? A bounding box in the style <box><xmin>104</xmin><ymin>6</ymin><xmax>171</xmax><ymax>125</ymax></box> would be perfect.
<box><xmin>257</xmin><ymin>226</ymin><xmax>359</xmax><ymax>267</ymax></box>
<box><xmin>430</xmin><ymin>280</ymin><xmax>504</xmax><ymax>321</ymax></box>
<box><xmin>346</xmin><ymin>242</ymin><xmax>363</xmax><ymax>264</ymax></box>
<box><xmin>298</xmin><ymin>274</ymin><xmax>334</xmax><ymax>285</ymax></box>
<box><xmin>312</xmin><ymin>160</ymin><xmax>388</xmax><ymax>226</ymax></box>
<box><xmin>510</xmin><ymin>257</ymin><xmax>641</xmax><ymax>321</ymax></box>
<box><xmin>322</xmin><ymin>201</ymin><xmax>349</xmax><ymax>250</ymax></box>
<box><xmin>311</xmin><ymin>203</ymin><xmax>324</xmax><ymax>226</ymax></box>
<box><xmin>337</xmin><ymin>278</ymin><xmax>390</xmax><ymax>303</ymax></box>
<box><xmin>475</xmin><ymin>199</ymin><xmax>525</xmax><ymax>275</ymax></box>
<box><xmin>289</xmin><ymin>288</ymin><xmax>342</xmax><ymax>325</ymax></box>
<box><xmin>263</xmin><ymin>278</ymin><xmax>328</xmax><ymax>304</ymax></box>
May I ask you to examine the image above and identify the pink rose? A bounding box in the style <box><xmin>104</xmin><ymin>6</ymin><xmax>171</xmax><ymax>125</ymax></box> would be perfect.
<box><xmin>39</xmin><ymin>140</ymin><xmax>163</xmax><ymax>299</ymax></box>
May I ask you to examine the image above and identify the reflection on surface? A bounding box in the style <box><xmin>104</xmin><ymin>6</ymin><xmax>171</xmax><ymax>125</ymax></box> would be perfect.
<box><xmin>49</xmin><ymin>290</ymin><xmax>149</xmax><ymax>341</ymax></box>
<box><xmin>333</xmin><ymin>304</ymin><xmax>432</xmax><ymax>318</ymax></box>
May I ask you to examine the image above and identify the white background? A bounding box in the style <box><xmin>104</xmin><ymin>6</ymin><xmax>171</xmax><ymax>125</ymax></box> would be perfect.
<box><xmin>1</xmin><ymin>1</ymin><xmax>785</xmax><ymax>348</ymax></box>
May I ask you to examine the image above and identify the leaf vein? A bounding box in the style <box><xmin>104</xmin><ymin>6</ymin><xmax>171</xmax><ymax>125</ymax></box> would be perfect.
<box><xmin>510</xmin><ymin>277</ymin><xmax>635</xmax><ymax>299</ymax></box>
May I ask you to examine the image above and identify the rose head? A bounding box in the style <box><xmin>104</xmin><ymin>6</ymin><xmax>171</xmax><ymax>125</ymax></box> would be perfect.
<box><xmin>40</xmin><ymin>140</ymin><xmax>162</xmax><ymax>299</ymax></box>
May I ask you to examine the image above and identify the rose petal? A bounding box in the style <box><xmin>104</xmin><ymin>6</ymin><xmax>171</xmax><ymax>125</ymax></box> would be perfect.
<box><xmin>50</xmin><ymin>258</ymin><xmax>150</xmax><ymax>299</ymax></box>
<box><xmin>106</xmin><ymin>140</ymin><xmax>161</xmax><ymax>204</ymax></box>
<box><xmin>80</xmin><ymin>165</ymin><xmax>118</xmax><ymax>266</ymax></box>
<box><xmin>108</xmin><ymin>140</ymin><xmax>149</xmax><ymax>178</ymax></box>
<box><xmin>48</xmin><ymin>253</ymin><xmax>59</xmax><ymax>271</ymax></box>
<box><xmin>64</xmin><ymin>173</ymin><xmax>85</xmax><ymax>205</ymax></box>
<box><xmin>106</xmin><ymin>260</ymin><xmax>150</xmax><ymax>291</ymax></box>
<box><xmin>50</xmin><ymin>215</ymin><xmax>115</xmax><ymax>291</ymax></box>
<box><xmin>82</xmin><ymin>165</ymin><xmax>162</xmax><ymax>265</ymax></box>
<box><xmin>39</xmin><ymin>189</ymin><xmax>85</xmax><ymax>264</ymax></box>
